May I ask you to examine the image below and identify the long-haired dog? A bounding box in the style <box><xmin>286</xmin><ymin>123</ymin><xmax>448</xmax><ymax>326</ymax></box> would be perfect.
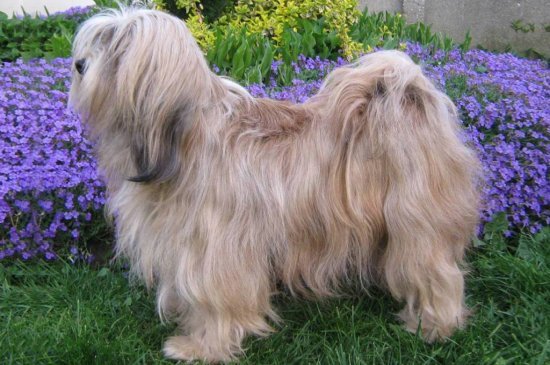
<box><xmin>70</xmin><ymin>7</ymin><xmax>480</xmax><ymax>363</ymax></box>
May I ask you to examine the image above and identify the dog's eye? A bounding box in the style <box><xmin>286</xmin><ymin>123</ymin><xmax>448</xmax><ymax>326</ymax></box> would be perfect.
<box><xmin>75</xmin><ymin>59</ymin><xmax>86</xmax><ymax>75</ymax></box>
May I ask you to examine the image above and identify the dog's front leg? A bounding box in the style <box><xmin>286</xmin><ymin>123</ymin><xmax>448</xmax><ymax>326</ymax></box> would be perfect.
<box><xmin>162</xmin><ymin>236</ymin><xmax>276</xmax><ymax>363</ymax></box>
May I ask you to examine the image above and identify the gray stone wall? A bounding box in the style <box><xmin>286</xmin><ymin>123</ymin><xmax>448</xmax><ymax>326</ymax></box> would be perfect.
<box><xmin>358</xmin><ymin>0</ymin><xmax>550</xmax><ymax>57</ymax></box>
<box><xmin>358</xmin><ymin>0</ymin><xmax>402</xmax><ymax>13</ymax></box>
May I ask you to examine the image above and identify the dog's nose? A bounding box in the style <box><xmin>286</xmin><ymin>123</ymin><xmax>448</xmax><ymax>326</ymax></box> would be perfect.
<box><xmin>75</xmin><ymin>59</ymin><xmax>86</xmax><ymax>75</ymax></box>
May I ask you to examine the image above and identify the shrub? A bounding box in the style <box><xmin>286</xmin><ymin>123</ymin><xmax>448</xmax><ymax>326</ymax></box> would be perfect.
<box><xmin>0</xmin><ymin>6</ymin><xmax>95</xmax><ymax>61</ymax></box>
<box><xmin>0</xmin><ymin>3</ymin><xmax>471</xmax><ymax>86</ymax></box>
<box><xmin>207</xmin><ymin>19</ymin><xmax>342</xmax><ymax>84</ymax></box>
<box><xmin>156</xmin><ymin>0</ymin><xmax>235</xmax><ymax>22</ymax></box>
<box><xmin>157</xmin><ymin>0</ymin><xmax>363</xmax><ymax>59</ymax></box>
<box><xmin>153</xmin><ymin>2</ymin><xmax>475</xmax><ymax>85</ymax></box>
<box><xmin>350</xmin><ymin>10</ymin><xmax>466</xmax><ymax>53</ymax></box>
<box><xmin>216</xmin><ymin>0</ymin><xmax>362</xmax><ymax>58</ymax></box>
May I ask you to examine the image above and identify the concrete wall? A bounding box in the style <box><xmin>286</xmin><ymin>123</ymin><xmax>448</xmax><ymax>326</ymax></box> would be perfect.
<box><xmin>360</xmin><ymin>0</ymin><xmax>550</xmax><ymax>57</ymax></box>
<box><xmin>359</xmin><ymin>0</ymin><xmax>402</xmax><ymax>13</ymax></box>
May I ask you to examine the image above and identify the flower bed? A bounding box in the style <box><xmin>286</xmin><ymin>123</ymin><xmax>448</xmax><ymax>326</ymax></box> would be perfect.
<box><xmin>1</xmin><ymin>47</ymin><xmax>548</xmax><ymax>261</ymax></box>
<box><xmin>0</xmin><ymin>58</ymin><xmax>104</xmax><ymax>261</ymax></box>
<box><xmin>416</xmin><ymin>46</ymin><xmax>549</xmax><ymax>234</ymax></box>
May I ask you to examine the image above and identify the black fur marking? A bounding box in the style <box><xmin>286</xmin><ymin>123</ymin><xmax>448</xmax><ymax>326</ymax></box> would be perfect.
<box><xmin>404</xmin><ymin>85</ymin><xmax>426</xmax><ymax>109</ymax></box>
<box><xmin>374</xmin><ymin>80</ymin><xmax>386</xmax><ymax>97</ymax></box>
<box><xmin>128</xmin><ymin>108</ymin><xmax>190</xmax><ymax>184</ymax></box>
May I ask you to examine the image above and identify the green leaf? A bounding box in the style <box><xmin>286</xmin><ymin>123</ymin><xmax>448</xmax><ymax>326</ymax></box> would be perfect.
<box><xmin>460</xmin><ymin>30</ymin><xmax>472</xmax><ymax>52</ymax></box>
<box><xmin>97</xmin><ymin>267</ymin><xmax>110</xmax><ymax>277</ymax></box>
<box><xmin>326</xmin><ymin>32</ymin><xmax>339</xmax><ymax>49</ymax></box>
<box><xmin>320</xmin><ymin>44</ymin><xmax>329</xmax><ymax>59</ymax></box>
<box><xmin>474</xmin><ymin>65</ymin><xmax>488</xmax><ymax>73</ymax></box>
<box><xmin>483</xmin><ymin>212</ymin><xmax>509</xmax><ymax>250</ymax></box>
<box><xmin>206</xmin><ymin>30</ymin><xmax>222</xmax><ymax>65</ymax></box>
<box><xmin>484</xmin><ymin>212</ymin><xmax>509</xmax><ymax>237</ymax></box>
<box><xmin>472</xmin><ymin>236</ymin><xmax>486</xmax><ymax>248</ymax></box>
<box><xmin>124</xmin><ymin>296</ymin><xmax>132</xmax><ymax>306</ymax></box>
<box><xmin>289</xmin><ymin>31</ymin><xmax>302</xmax><ymax>60</ymax></box>
<box><xmin>516</xmin><ymin>228</ymin><xmax>550</xmax><ymax>269</ymax></box>
<box><xmin>281</xmin><ymin>30</ymin><xmax>293</xmax><ymax>63</ymax></box>
<box><xmin>245</xmin><ymin>65</ymin><xmax>262</xmax><ymax>85</ymax></box>
<box><xmin>242</xmin><ymin>41</ymin><xmax>253</xmax><ymax>70</ymax></box>
<box><xmin>231</xmin><ymin>40</ymin><xmax>247</xmax><ymax>79</ymax></box>
<box><xmin>277</xmin><ymin>63</ymin><xmax>294</xmax><ymax>86</ymax></box>
<box><xmin>382</xmin><ymin>37</ymin><xmax>398</xmax><ymax>50</ymax></box>
<box><xmin>259</xmin><ymin>41</ymin><xmax>273</xmax><ymax>78</ymax></box>
<box><xmin>302</xmin><ymin>33</ymin><xmax>316</xmax><ymax>57</ymax></box>
<box><xmin>45</xmin><ymin>33</ymin><xmax>72</xmax><ymax>59</ymax></box>
<box><xmin>219</xmin><ymin>29</ymin><xmax>236</xmax><ymax>67</ymax></box>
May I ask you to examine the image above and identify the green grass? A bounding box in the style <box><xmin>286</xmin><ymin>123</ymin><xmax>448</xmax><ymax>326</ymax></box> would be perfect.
<box><xmin>1</xmin><ymin>229</ymin><xmax>548</xmax><ymax>364</ymax></box>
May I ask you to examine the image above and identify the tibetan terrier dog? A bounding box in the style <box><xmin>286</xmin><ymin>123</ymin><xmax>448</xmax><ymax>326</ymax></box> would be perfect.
<box><xmin>70</xmin><ymin>7</ymin><xmax>480</xmax><ymax>363</ymax></box>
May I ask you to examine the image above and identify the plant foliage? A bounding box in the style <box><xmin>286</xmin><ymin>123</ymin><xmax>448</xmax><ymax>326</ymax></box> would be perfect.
<box><xmin>0</xmin><ymin>7</ymin><xmax>94</xmax><ymax>61</ymax></box>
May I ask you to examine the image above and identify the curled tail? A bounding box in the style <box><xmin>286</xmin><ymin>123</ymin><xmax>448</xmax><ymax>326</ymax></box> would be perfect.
<box><xmin>321</xmin><ymin>50</ymin><xmax>481</xmax><ymax>340</ymax></box>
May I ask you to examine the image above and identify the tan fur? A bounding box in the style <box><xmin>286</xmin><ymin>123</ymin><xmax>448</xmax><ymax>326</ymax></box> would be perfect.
<box><xmin>70</xmin><ymin>7</ymin><xmax>481</xmax><ymax>363</ymax></box>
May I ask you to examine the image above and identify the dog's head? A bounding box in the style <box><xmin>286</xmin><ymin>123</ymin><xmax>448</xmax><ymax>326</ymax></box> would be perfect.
<box><xmin>69</xmin><ymin>8</ymin><xmax>214</xmax><ymax>183</ymax></box>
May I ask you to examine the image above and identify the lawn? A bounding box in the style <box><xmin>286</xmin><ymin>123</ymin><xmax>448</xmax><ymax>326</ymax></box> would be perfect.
<box><xmin>1</xmin><ymin>228</ymin><xmax>548</xmax><ymax>364</ymax></box>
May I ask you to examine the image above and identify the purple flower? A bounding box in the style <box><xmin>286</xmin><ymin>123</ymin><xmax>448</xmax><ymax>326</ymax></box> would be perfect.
<box><xmin>1</xmin><ymin>45</ymin><xmax>548</xmax><ymax>263</ymax></box>
<box><xmin>1</xmin><ymin>58</ymin><xmax>105</xmax><ymax>262</ymax></box>
<box><xmin>38</xmin><ymin>200</ymin><xmax>54</xmax><ymax>212</ymax></box>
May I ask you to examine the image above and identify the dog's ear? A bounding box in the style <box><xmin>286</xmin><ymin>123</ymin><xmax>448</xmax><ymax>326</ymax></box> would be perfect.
<box><xmin>128</xmin><ymin>107</ymin><xmax>191</xmax><ymax>184</ymax></box>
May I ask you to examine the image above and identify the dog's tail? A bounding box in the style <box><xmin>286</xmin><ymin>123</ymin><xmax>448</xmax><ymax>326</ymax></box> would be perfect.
<box><xmin>319</xmin><ymin>50</ymin><xmax>481</xmax><ymax>339</ymax></box>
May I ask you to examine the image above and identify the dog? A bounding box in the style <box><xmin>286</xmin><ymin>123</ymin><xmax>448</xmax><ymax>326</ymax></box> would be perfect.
<box><xmin>69</xmin><ymin>7</ymin><xmax>480</xmax><ymax>363</ymax></box>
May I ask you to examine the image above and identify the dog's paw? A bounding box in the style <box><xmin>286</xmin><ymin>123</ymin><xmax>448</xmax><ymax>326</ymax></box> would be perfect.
<box><xmin>398</xmin><ymin>307</ymin><xmax>467</xmax><ymax>343</ymax></box>
<box><xmin>163</xmin><ymin>336</ymin><xmax>201</xmax><ymax>362</ymax></box>
<box><xmin>163</xmin><ymin>335</ymin><xmax>234</xmax><ymax>363</ymax></box>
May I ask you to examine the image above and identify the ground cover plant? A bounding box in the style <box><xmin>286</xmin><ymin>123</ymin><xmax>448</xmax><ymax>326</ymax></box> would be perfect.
<box><xmin>1</xmin><ymin>47</ymin><xmax>548</xmax><ymax>262</ymax></box>
<box><xmin>0</xmin><ymin>58</ymin><xmax>105</xmax><ymax>262</ymax></box>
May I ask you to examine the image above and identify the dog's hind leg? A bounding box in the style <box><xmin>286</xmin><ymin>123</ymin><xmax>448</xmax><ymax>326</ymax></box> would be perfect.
<box><xmin>336</xmin><ymin>51</ymin><xmax>479</xmax><ymax>341</ymax></box>
<box><xmin>380</xmin><ymin>210</ymin><xmax>470</xmax><ymax>341</ymax></box>
<box><xmin>348</xmin><ymin>51</ymin><xmax>480</xmax><ymax>341</ymax></box>
<box><xmin>379</xmin><ymin>129</ymin><xmax>476</xmax><ymax>341</ymax></box>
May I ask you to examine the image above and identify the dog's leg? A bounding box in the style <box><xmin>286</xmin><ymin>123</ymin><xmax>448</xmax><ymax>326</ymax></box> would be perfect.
<box><xmin>380</xmin><ymin>137</ymin><xmax>474</xmax><ymax>341</ymax></box>
<box><xmin>162</xmin><ymin>240</ymin><xmax>275</xmax><ymax>363</ymax></box>
<box><xmin>377</xmin><ymin>124</ymin><xmax>474</xmax><ymax>341</ymax></box>
<box><xmin>381</xmin><ymin>223</ymin><xmax>468</xmax><ymax>342</ymax></box>
<box><xmin>163</xmin><ymin>308</ymin><xmax>249</xmax><ymax>363</ymax></box>
<box><xmin>346</xmin><ymin>52</ymin><xmax>480</xmax><ymax>341</ymax></box>
<box><xmin>163</xmin><ymin>293</ymin><xmax>273</xmax><ymax>363</ymax></box>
